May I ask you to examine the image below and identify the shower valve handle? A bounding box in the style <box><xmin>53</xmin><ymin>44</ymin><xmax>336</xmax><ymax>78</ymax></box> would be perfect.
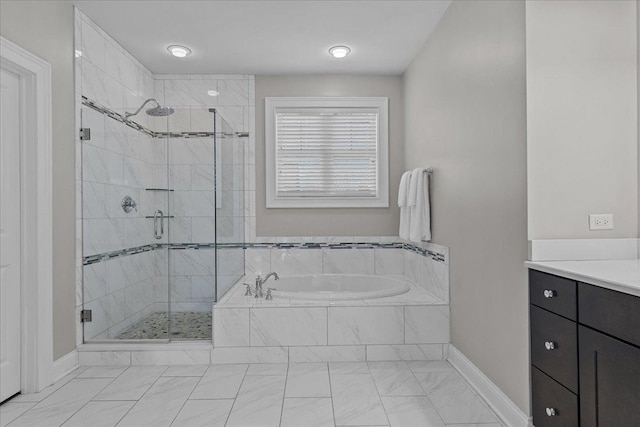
<box><xmin>244</xmin><ymin>283</ymin><xmax>253</xmax><ymax>296</ymax></box>
<box><xmin>266</xmin><ymin>288</ymin><xmax>275</xmax><ymax>301</ymax></box>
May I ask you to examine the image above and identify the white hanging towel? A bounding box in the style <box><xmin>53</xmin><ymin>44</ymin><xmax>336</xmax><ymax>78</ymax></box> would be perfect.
<box><xmin>398</xmin><ymin>170</ymin><xmax>412</xmax><ymax>240</ymax></box>
<box><xmin>408</xmin><ymin>167</ymin><xmax>431</xmax><ymax>242</ymax></box>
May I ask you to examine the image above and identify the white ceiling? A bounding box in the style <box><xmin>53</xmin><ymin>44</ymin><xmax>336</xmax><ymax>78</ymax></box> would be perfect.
<box><xmin>72</xmin><ymin>0</ymin><xmax>451</xmax><ymax>75</ymax></box>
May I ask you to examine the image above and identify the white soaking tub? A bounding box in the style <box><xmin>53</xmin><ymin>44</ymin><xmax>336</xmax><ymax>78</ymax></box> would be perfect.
<box><xmin>269</xmin><ymin>274</ymin><xmax>410</xmax><ymax>301</ymax></box>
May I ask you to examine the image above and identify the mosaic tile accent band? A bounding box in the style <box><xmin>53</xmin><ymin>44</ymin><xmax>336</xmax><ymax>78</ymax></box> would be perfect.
<box><xmin>84</xmin><ymin>241</ymin><xmax>446</xmax><ymax>266</ymax></box>
<box><xmin>81</xmin><ymin>97</ymin><xmax>247</xmax><ymax>139</ymax></box>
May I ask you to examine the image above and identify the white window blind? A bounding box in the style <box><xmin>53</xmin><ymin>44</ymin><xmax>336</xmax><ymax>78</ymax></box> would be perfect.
<box><xmin>265</xmin><ymin>97</ymin><xmax>389</xmax><ymax>208</ymax></box>
<box><xmin>275</xmin><ymin>110</ymin><xmax>378</xmax><ymax>199</ymax></box>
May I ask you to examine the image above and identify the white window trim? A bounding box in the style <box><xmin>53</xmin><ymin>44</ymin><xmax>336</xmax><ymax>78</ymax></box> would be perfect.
<box><xmin>265</xmin><ymin>97</ymin><xmax>389</xmax><ymax>208</ymax></box>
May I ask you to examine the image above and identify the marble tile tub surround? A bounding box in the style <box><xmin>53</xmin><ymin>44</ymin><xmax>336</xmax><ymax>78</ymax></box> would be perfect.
<box><xmin>214</xmin><ymin>283</ymin><xmax>449</xmax><ymax>350</ymax></box>
<box><xmin>245</xmin><ymin>239</ymin><xmax>449</xmax><ymax>302</ymax></box>
<box><xmin>3</xmin><ymin>362</ymin><xmax>505</xmax><ymax>427</ymax></box>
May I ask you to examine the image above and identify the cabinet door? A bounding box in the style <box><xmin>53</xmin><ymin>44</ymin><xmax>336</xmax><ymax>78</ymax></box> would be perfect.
<box><xmin>579</xmin><ymin>326</ymin><xmax>640</xmax><ymax>427</ymax></box>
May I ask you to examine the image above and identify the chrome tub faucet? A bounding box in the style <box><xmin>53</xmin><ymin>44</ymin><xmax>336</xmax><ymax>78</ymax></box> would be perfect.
<box><xmin>255</xmin><ymin>272</ymin><xmax>279</xmax><ymax>299</ymax></box>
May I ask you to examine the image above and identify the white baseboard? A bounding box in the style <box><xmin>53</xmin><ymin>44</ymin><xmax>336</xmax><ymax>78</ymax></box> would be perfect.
<box><xmin>447</xmin><ymin>345</ymin><xmax>532</xmax><ymax>427</ymax></box>
<box><xmin>52</xmin><ymin>350</ymin><xmax>79</xmax><ymax>382</ymax></box>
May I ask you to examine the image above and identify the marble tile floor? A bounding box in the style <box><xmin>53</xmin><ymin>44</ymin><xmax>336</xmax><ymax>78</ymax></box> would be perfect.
<box><xmin>117</xmin><ymin>312</ymin><xmax>212</xmax><ymax>340</ymax></box>
<box><xmin>1</xmin><ymin>361</ymin><xmax>506</xmax><ymax>427</ymax></box>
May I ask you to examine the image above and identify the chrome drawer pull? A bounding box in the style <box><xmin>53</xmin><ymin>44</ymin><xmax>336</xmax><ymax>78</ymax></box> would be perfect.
<box><xmin>544</xmin><ymin>341</ymin><xmax>556</xmax><ymax>350</ymax></box>
<box><xmin>545</xmin><ymin>407</ymin><xmax>557</xmax><ymax>417</ymax></box>
<box><xmin>543</xmin><ymin>289</ymin><xmax>557</xmax><ymax>298</ymax></box>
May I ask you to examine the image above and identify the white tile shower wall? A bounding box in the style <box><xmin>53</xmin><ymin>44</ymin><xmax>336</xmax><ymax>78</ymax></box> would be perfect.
<box><xmin>76</xmin><ymin>9</ymin><xmax>160</xmax><ymax>344</ymax></box>
<box><xmin>157</xmin><ymin>246</ymin><xmax>243</xmax><ymax>309</ymax></box>
<box><xmin>81</xmin><ymin>109</ymin><xmax>155</xmax><ymax>256</ymax></box>
<box><xmin>83</xmin><ymin>251</ymin><xmax>156</xmax><ymax>340</ymax></box>
<box><xmin>155</xmin><ymin>75</ymin><xmax>252</xmax><ymax>247</ymax></box>
<box><xmin>77</xmin><ymin>11</ymin><xmax>156</xmax><ymax>117</ymax></box>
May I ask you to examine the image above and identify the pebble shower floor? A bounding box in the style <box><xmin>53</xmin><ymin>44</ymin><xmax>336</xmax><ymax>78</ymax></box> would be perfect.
<box><xmin>116</xmin><ymin>312</ymin><xmax>212</xmax><ymax>340</ymax></box>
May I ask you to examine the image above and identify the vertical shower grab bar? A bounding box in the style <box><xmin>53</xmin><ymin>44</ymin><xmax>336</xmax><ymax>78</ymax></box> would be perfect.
<box><xmin>154</xmin><ymin>209</ymin><xmax>164</xmax><ymax>240</ymax></box>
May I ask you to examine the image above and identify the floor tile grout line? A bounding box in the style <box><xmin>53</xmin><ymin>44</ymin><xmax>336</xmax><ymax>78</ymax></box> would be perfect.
<box><xmin>167</xmin><ymin>377</ymin><xmax>200</xmax><ymax>426</ymax></box>
<box><xmin>366</xmin><ymin>361</ymin><xmax>392</xmax><ymax>426</ymax></box>
<box><xmin>113</xmin><ymin>365</ymin><xmax>170</xmax><ymax>426</ymax></box>
<box><xmin>8</xmin><ymin>366</ymin><xmax>83</xmax><ymax>406</ymax></box>
<box><xmin>326</xmin><ymin>363</ymin><xmax>337</xmax><ymax>427</ymax></box>
<box><xmin>33</xmin><ymin>375</ymin><xmax>119</xmax><ymax>427</ymax></box>
<box><xmin>278</xmin><ymin>363</ymin><xmax>290</xmax><ymax>427</ymax></box>
<box><xmin>408</xmin><ymin>361</ymin><xmax>452</xmax><ymax>426</ymax></box>
<box><xmin>7</xmin><ymin>371</ymin><xmax>112</xmax><ymax>418</ymax></box>
<box><xmin>222</xmin><ymin>363</ymin><xmax>249</xmax><ymax>427</ymax></box>
<box><xmin>168</xmin><ymin>365</ymin><xmax>209</xmax><ymax>426</ymax></box>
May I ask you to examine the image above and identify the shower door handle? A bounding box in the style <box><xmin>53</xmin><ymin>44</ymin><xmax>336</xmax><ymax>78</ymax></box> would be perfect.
<box><xmin>153</xmin><ymin>210</ymin><xmax>164</xmax><ymax>240</ymax></box>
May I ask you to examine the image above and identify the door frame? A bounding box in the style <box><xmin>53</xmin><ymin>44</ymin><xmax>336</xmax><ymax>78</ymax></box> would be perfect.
<box><xmin>0</xmin><ymin>36</ymin><xmax>54</xmax><ymax>393</ymax></box>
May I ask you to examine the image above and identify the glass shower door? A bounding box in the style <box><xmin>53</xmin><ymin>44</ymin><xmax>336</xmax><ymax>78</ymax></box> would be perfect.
<box><xmin>165</xmin><ymin>109</ymin><xmax>245</xmax><ymax>340</ymax></box>
<box><xmin>214</xmin><ymin>114</ymin><xmax>245</xmax><ymax>300</ymax></box>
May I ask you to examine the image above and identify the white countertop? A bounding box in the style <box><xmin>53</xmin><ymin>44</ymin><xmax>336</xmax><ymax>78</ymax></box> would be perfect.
<box><xmin>526</xmin><ymin>259</ymin><xmax>640</xmax><ymax>298</ymax></box>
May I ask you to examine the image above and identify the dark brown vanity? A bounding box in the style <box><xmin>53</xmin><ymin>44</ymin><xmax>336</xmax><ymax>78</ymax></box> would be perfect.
<box><xmin>529</xmin><ymin>269</ymin><xmax>640</xmax><ymax>426</ymax></box>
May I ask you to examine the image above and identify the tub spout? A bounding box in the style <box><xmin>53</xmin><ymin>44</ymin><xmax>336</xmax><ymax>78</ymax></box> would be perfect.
<box><xmin>255</xmin><ymin>272</ymin><xmax>279</xmax><ymax>299</ymax></box>
<box><xmin>263</xmin><ymin>272</ymin><xmax>280</xmax><ymax>283</ymax></box>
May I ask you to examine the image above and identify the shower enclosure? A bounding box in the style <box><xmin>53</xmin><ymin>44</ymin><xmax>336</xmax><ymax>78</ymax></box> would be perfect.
<box><xmin>80</xmin><ymin>100</ymin><xmax>245</xmax><ymax>342</ymax></box>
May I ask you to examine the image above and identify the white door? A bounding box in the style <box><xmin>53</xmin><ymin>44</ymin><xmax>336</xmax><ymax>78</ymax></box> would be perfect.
<box><xmin>0</xmin><ymin>66</ymin><xmax>22</xmax><ymax>402</ymax></box>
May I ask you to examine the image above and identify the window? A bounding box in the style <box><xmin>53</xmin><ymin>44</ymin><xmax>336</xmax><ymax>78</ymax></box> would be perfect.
<box><xmin>265</xmin><ymin>97</ymin><xmax>389</xmax><ymax>208</ymax></box>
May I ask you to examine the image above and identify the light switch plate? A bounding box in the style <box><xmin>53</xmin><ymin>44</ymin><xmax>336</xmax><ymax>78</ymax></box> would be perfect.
<box><xmin>589</xmin><ymin>214</ymin><xmax>614</xmax><ymax>230</ymax></box>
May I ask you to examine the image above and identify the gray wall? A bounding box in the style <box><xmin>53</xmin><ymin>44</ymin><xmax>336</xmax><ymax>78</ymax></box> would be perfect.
<box><xmin>0</xmin><ymin>1</ymin><xmax>76</xmax><ymax>360</ymax></box>
<box><xmin>403</xmin><ymin>0</ymin><xmax>529</xmax><ymax>413</ymax></box>
<box><xmin>526</xmin><ymin>0</ymin><xmax>638</xmax><ymax>240</ymax></box>
<box><xmin>255</xmin><ymin>75</ymin><xmax>403</xmax><ymax>237</ymax></box>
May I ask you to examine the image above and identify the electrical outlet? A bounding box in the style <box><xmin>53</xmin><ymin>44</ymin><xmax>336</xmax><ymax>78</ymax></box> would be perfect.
<box><xmin>589</xmin><ymin>214</ymin><xmax>614</xmax><ymax>230</ymax></box>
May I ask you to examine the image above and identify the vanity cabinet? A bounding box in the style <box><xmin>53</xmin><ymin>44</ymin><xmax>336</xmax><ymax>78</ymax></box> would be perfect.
<box><xmin>529</xmin><ymin>270</ymin><xmax>640</xmax><ymax>427</ymax></box>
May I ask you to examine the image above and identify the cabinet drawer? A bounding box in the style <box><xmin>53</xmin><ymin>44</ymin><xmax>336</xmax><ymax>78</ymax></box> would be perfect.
<box><xmin>530</xmin><ymin>270</ymin><xmax>577</xmax><ymax>320</ymax></box>
<box><xmin>530</xmin><ymin>305</ymin><xmax>578</xmax><ymax>393</ymax></box>
<box><xmin>578</xmin><ymin>283</ymin><xmax>640</xmax><ymax>347</ymax></box>
<box><xmin>532</xmin><ymin>367</ymin><xmax>578</xmax><ymax>427</ymax></box>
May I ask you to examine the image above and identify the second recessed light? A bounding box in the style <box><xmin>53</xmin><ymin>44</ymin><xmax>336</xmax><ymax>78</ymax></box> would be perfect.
<box><xmin>167</xmin><ymin>45</ymin><xmax>192</xmax><ymax>58</ymax></box>
<box><xmin>329</xmin><ymin>45</ymin><xmax>351</xmax><ymax>59</ymax></box>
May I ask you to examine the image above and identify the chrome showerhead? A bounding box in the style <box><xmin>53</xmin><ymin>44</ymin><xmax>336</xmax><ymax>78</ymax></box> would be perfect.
<box><xmin>146</xmin><ymin>106</ymin><xmax>175</xmax><ymax>117</ymax></box>
<box><xmin>125</xmin><ymin>98</ymin><xmax>174</xmax><ymax>120</ymax></box>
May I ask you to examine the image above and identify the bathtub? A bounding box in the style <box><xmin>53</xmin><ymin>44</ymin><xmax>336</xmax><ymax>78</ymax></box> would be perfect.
<box><xmin>269</xmin><ymin>274</ymin><xmax>410</xmax><ymax>301</ymax></box>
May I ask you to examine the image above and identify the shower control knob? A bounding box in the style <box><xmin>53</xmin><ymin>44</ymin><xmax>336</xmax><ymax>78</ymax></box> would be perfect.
<box><xmin>544</xmin><ymin>341</ymin><xmax>556</xmax><ymax>350</ymax></box>
<box><xmin>265</xmin><ymin>288</ymin><xmax>275</xmax><ymax>301</ymax></box>
<box><xmin>543</xmin><ymin>289</ymin><xmax>557</xmax><ymax>298</ymax></box>
<box><xmin>121</xmin><ymin>195</ymin><xmax>138</xmax><ymax>213</ymax></box>
<box><xmin>244</xmin><ymin>283</ymin><xmax>252</xmax><ymax>296</ymax></box>
<box><xmin>545</xmin><ymin>407</ymin><xmax>557</xmax><ymax>417</ymax></box>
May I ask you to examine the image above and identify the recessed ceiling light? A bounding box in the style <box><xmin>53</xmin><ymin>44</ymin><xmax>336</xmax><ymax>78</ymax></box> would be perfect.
<box><xmin>75</xmin><ymin>50</ymin><xmax>83</xmax><ymax>58</ymax></box>
<box><xmin>329</xmin><ymin>45</ymin><xmax>351</xmax><ymax>59</ymax></box>
<box><xmin>167</xmin><ymin>45</ymin><xmax>192</xmax><ymax>58</ymax></box>
<box><xmin>207</xmin><ymin>90</ymin><xmax>220</xmax><ymax>97</ymax></box>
